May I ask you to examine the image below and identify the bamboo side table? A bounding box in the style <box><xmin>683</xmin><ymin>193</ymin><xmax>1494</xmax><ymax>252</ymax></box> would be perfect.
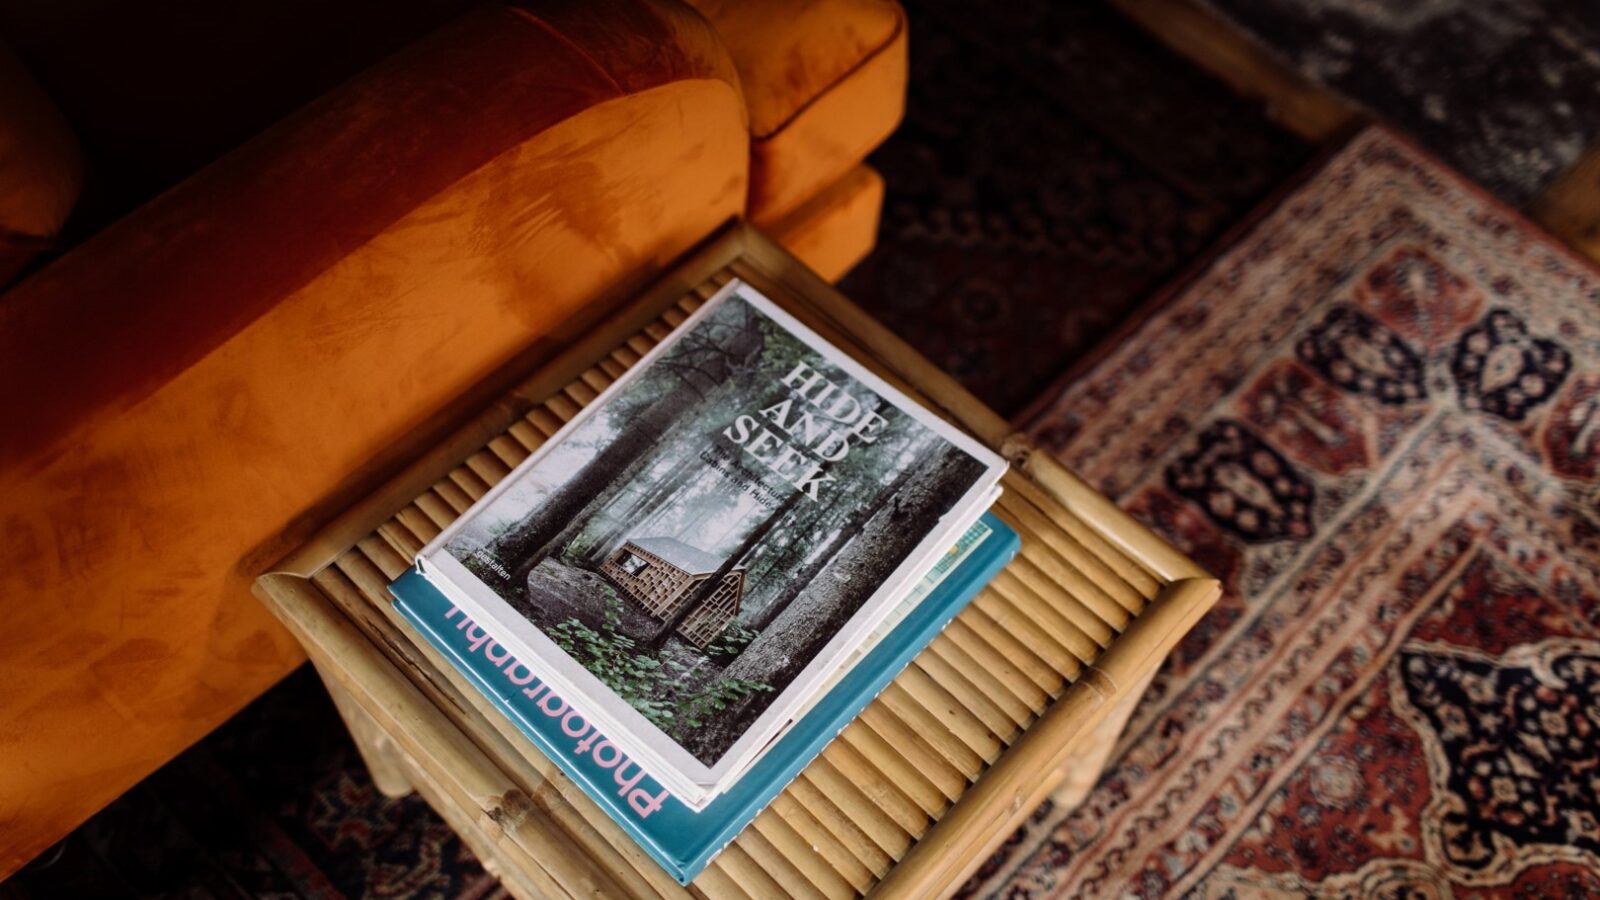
<box><xmin>254</xmin><ymin>225</ymin><xmax>1219</xmax><ymax>899</ymax></box>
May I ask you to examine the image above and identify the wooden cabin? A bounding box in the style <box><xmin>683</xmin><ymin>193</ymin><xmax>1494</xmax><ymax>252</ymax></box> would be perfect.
<box><xmin>599</xmin><ymin>537</ymin><xmax>745</xmax><ymax>647</ymax></box>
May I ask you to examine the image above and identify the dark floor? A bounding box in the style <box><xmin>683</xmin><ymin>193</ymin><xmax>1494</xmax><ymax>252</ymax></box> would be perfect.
<box><xmin>2</xmin><ymin>666</ymin><xmax>500</xmax><ymax>900</ymax></box>
<box><xmin>2</xmin><ymin>2</ymin><xmax>1306</xmax><ymax>897</ymax></box>
<box><xmin>1199</xmin><ymin>0</ymin><xmax>1600</xmax><ymax>205</ymax></box>
<box><xmin>842</xmin><ymin>0</ymin><xmax>1306</xmax><ymax>414</ymax></box>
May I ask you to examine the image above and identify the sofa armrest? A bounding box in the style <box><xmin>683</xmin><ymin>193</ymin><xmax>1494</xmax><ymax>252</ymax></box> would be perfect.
<box><xmin>0</xmin><ymin>0</ymin><xmax>742</xmax><ymax>474</ymax></box>
<box><xmin>688</xmin><ymin>0</ymin><xmax>906</xmax><ymax>224</ymax></box>
<box><xmin>0</xmin><ymin>0</ymin><xmax>746</xmax><ymax>876</ymax></box>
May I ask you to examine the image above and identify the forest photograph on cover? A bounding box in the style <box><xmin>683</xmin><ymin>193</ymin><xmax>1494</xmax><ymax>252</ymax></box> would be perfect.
<box><xmin>445</xmin><ymin>292</ymin><xmax>988</xmax><ymax>765</ymax></box>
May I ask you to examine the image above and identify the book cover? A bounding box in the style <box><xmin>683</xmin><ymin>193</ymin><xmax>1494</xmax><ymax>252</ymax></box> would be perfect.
<box><xmin>392</xmin><ymin>514</ymin><xmax>1019</xmax><ymax>884</ymax></box>
<box><xmin>416</xmin><ymin>279</ymin><xmax>1006</xmax><ymax>803</ymax></box>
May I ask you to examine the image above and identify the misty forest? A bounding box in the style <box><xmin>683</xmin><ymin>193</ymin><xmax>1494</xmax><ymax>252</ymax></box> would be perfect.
<box><xmin>449</xmin><ymin>294</ymin><xmax>988</xmax><ymax>765</ymax></box>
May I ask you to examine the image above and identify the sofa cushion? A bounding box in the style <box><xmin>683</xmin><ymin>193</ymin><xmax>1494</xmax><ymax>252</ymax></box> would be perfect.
<box><xmin>0</xmin><ymin>40</ymin><xmax>80</xmax><ymax>285</ymax></box>
<box><xmin>687</xmin><ymin>0</ymin><xmax>907</xmax><ymax>225</ymax></box>
<box><xmin>0</xmin><ymin>0</ymin><xmax>745</xmax><ymax>876</ymax></box>
<box><xmin>769</xmin><ymin>163</ymin><xmax>884</xmax><ymax>282</ymax></box>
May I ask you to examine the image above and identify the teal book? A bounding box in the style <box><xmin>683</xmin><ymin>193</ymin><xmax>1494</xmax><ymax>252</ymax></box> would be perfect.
<box><xmin>389</xmin><ymin>513</ymin><xmax>1018</xmax><ymax>884</ymax></box>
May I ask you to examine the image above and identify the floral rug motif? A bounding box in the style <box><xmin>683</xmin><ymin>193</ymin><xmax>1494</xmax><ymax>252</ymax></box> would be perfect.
<box><xmin>982</xmin><ymin>126</ymin><xmax>1600</xmax><ymax>898</ymax></box>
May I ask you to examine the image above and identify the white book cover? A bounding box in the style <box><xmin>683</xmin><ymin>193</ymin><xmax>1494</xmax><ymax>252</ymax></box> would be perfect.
<box><xmin>417</xmin><ymin>280</ymin><xmax>1006</xmax><ymax>806</ymax></box>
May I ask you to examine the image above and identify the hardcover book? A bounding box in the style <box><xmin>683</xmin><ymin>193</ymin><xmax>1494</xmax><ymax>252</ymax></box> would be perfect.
<box><xmin>415</xmin><ymin>279</ymin><xmax>1007</xmax><ymax>806</ymax></box>
<box><xmin>391</xmin><ymin>515</ymin><xmax>1019</xmax><ymax>883</ymax></box>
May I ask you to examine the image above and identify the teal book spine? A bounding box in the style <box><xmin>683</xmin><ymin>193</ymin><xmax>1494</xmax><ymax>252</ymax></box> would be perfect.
<box><xmin>390</xmin><ymin>512</ymin><xmax>1019</xmax><ymax>884</ymax></box>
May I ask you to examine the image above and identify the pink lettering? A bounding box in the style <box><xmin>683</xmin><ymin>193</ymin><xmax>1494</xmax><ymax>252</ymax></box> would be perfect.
<box><xmin>591</xmin><ymin>740</ymin><xmax>623</xmax><ymax>768</ymax></box>
<box><xmin>560</xmin><ymin>711</ymin><xmax>588</xmax><ymax>738</ymax></box>
<box><xmin>484</xmin><ymin>641</ymin><xmax>512</xmax><ymax>668</ymax></box>
<box><xmin>463</xmin><ymin>624</ymin><xmax>493</xmax><ymax>653</ymax></box>
<box><xmin>613</xmin><ymin>760</ymin><xmax>646</xmax><ymax>797</ymax></box>
<box><xmin>537</xmin><ymin>692</ymin><xmax>567</xmax><ymax>718</ymax></box>
<box><xmin>627</xmin><ymin>787</ymin><xmax>669</xmax><ymax>818</ymax></box>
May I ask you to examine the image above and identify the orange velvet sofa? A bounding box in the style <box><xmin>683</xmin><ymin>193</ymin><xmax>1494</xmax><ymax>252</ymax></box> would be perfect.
<box><xmin>0</xmin><ymin>0</ymin><xmax>905</xmax><ymax>876</ymax></box>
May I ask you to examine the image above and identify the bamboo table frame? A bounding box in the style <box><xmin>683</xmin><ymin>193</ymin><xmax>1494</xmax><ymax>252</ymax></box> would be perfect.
<box><xmin>254</xmin><ymin>225</ymin><xmax>1219</xmax><ymax>899</ymax></box>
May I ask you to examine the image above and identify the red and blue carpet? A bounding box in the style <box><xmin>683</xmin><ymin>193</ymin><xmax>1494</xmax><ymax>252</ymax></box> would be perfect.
<box><xmin>975</xmin><ymin>125</ymin><xmax>1600</xmax><ymax>898</ymax></box>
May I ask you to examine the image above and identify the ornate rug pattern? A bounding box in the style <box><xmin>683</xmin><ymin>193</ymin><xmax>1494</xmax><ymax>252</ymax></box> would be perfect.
<box><xmin>1196</xmin><ymin>0</ymin><xmax>1600</xmax><ymax>206</ymax></box>
<box><xmin>971</xmin><ymin>126</ymin><xmax>1600</xmax><ymax>897</ymax></box>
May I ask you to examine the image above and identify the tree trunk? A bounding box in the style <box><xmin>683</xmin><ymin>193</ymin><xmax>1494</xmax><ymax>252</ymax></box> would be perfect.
<box><xmin>580</xmin><ymin>448</ymin><xmax>703</xmax><ymax>566</ymax></box>
<box><xmin>489</xmin><ymin>397</ymin><xmax>687</xmax><ymax>591</ymax></box>
<box><xmin>746</xmin><ymin>454</ymin><xmax>920</xmax><ymax>632</ymax></box>
<box><xmin>682</xmin><ymin>444</ymin><xmax>985</xmax><ymax>762</ymax></box>
<box><xmin>720</xmin><ymin>444</ymin><xmax>982</xmax><ymax>690</ymax></box>
<box><xmin>734</xmin><ymin>395</ymin><xmax>897</xmax><ymax>614</ymax></box>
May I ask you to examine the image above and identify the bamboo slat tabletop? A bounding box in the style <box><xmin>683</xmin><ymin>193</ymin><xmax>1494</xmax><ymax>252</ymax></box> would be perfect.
<box><xmin>254</xmin><ymin>225</ymin><xmax>1219</xmax><ymax>899</ymax></box>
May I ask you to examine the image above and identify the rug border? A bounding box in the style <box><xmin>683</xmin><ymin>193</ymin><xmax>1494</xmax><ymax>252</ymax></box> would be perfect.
<box><xmin>1011</xmin><ymin>119</ymin><xmax>1600</xmax><ymax>432</ymax></box>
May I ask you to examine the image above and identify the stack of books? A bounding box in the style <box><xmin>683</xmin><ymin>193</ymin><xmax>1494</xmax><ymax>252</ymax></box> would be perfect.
<box><xmin>390</xmin><ymin>280</ymin><xmax>1017</xmax><ymax>883</ymax></box>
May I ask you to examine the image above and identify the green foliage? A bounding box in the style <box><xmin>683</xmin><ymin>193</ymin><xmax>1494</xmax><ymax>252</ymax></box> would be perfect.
<box><xmin>672</xmin><ymin>675</ymin><xmax>774</xmax><ymax>732</ymax></box>
<box><xmin>703</xmin><ymin>619</ymin><xmax>758</xmax><ymax>665</ymax></box>
<box><xmin>545</xmin><ymin>594</ymin><xmax>772</xmax><ymax>741</ymax></box>
<box><xmin>557</xmin><ymin>541</ymin><xmax>589</xmax><ymax>566</ymax></box>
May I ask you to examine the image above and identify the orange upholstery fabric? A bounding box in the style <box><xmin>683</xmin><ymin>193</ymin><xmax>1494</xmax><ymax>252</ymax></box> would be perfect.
<box><xmin>0</xmin><ymin>0</ymin><xmax>480</xmax><ymax>235</ymax></box>
<box><xmin>0</xmin><ymin>0</ymin><xmax>746</xmax><ymax>876</ymax></box>
<box><xmin>687</xmin><ymin>0</ymin><xmax>907</xmax><ymax>225</ymax></box>
<box><xmin>0</xmin><ymin>40</ymin><xmax>80</xmax><ymax>284</ymax></box>
<box><xmin>770</xmin><ymin>164</ymin><xmax>885</xmax><ymax>282</ymax></box>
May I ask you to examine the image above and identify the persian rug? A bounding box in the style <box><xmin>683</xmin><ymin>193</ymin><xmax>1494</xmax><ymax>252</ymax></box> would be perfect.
<box><xmin>840</xmin><ymin>0</ymin><xmax>1303</xmax><ymax>417</ymax></box>
<box><xmin>968</xmin><ymin>125</ymin><xmax>1600</xmax><ymax>897</ymax></box>
<box><xmin>1192</xmin><ymin>0</ymin><xmax>1600</xmax><ymax>206</ymax></box>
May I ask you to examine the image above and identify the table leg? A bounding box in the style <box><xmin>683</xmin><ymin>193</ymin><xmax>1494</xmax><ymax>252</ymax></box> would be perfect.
<box><xmin>312</xmin><ymin>658</ymin><xmax>415</xmax><ymax>799</ymax></box>
<box><xmin>1050</xmin><ymin>666</ymin><xmax>1159</xmax><ymax>810</ymax></box>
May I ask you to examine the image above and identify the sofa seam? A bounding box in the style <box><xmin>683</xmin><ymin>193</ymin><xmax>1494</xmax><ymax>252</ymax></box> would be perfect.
<box><xmin>749</xmin><ymin>0</ymin><xmax>906</xmax><ymax>141</ymax></box>
<box><xmin>506</xmin><ymin>7</ymin><xmax>627</xmax><ymax>97</ymax></box>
